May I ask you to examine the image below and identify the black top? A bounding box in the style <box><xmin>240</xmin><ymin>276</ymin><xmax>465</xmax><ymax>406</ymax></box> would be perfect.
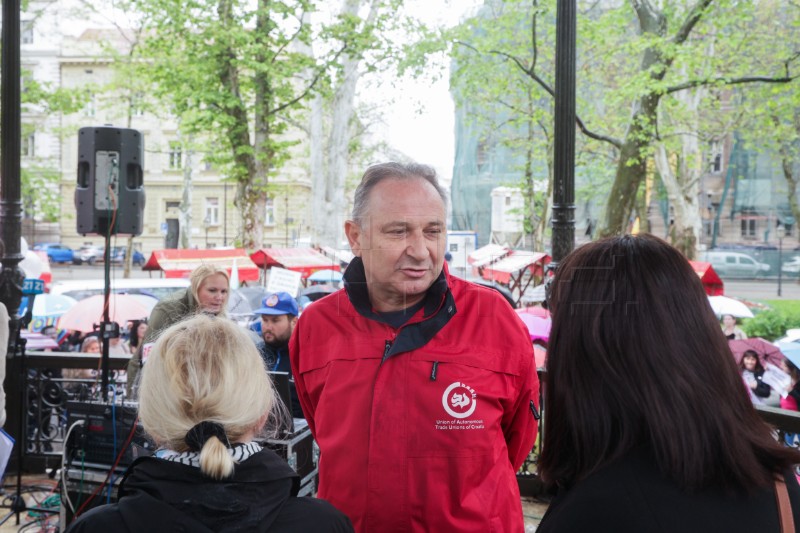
<box><xmin>66</xmin><ymin>447</ymin><xmax>352</xmax><ymax>533</ymax></box>
<box><xmin>537</xmin><ymin>449</ymin><xmax>800</xmax><ymax>533</ymax></box>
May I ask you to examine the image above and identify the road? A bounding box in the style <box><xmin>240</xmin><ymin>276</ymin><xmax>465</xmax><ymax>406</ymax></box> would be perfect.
<box><xmin>48</xmin><ymin>263</ymin><xmax>154</xmax><ymax>282</ymax></box>
<box><xmin>719</xmin><ymin>279</ymin><xmax>800</xmax><ymax>301</ymax></box>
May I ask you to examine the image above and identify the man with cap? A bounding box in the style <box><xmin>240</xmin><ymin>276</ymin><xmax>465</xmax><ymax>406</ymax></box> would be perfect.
<box><xmin>254</xmin><ymin>291</ymin><xmax>304</xmax><ymax>418</ymax></box>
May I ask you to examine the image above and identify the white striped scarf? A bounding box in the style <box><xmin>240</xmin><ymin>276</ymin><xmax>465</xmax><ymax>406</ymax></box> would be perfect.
<box><xmin>155</xmin><ymin>441</ymin><xmax>263</xmax><ymax>468</ymax></box>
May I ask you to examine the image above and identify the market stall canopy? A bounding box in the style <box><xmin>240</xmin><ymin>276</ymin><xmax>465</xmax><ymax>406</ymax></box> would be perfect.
<box><xmin>481</xmin><ymin>251</ymin><xmax>550</xmax><ymax>285</ymax></box>
<box><xmin>688</xmin><ymin>260</ymin><xmax>724</xmax><ymax>296</ymax></box>
<box><xmin>318</xmin><ymin>245</ymin><xmax>354</xmax><ymax>267</ymax></box>
<box><xmin>467</xmin><ymin>244</ymin><xmax>512</xmax><ymax>269</ymax></box>
<box><xmin>250</xmin><ymin>247</ymin><xmax>340</xmax><ymax>279</ymax></box>
<box><xmin>143</xmin><ymin>249</ymin><xmax>259</xmax><ymax>281</ymax></box>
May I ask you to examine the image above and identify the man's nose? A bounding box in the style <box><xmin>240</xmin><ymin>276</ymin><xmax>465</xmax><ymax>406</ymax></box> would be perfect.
<box><xmin>405</xmin><ymin>231</ymin><xmax>429</xmax><ymax>260</ymax></box>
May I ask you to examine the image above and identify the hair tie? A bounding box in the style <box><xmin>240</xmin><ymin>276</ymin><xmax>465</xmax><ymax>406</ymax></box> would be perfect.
<box><xmin>184</xmin><ymin>421</ymin><xmax>231</xmax><ymax>451</ymax></box>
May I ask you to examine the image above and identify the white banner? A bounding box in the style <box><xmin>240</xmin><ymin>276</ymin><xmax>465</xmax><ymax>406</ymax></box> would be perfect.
<box><xmin>266</xmin><ymin>267</ymin><xmax>302</xmax><ymax>297</ymax></box>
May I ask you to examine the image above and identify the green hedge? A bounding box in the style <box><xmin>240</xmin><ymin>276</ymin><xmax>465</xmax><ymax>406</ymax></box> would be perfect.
<box><xmin>741</xmin><ymin>300</ymin><xmax>800</xmax><ymax>341</ymax></box>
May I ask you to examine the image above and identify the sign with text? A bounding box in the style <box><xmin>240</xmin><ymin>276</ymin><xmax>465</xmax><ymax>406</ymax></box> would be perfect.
<box><xmin>267</xmin><ymin>267</ymin><xmax>302</xmax><ymax>297</ymax></box>
<box><xmin>22</xmin><ymin>279</ymin><xmax>45</xmax><ymax>295</ymax></box>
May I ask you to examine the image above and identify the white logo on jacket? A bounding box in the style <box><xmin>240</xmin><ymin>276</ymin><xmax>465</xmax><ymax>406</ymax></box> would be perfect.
<box><xmin>442</xmin><ymin>382</ymin><xmax>477</xmax><ymax>418</ymax></box>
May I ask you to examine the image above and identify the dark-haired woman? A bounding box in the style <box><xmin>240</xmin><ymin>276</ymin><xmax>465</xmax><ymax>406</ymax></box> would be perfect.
<box><xmin>537</xmin><ymin>234</ymin><xmax>800</xmax><ymax>533</ymax></box>
<box><xmin>740</xmin><ymin>350</ymin><xmax>773</xmax><ymax>401</ymax></box>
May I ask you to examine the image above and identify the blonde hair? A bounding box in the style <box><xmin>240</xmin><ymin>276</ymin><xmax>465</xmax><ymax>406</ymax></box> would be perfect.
<box><xmin>138</xmin><ymin>314</ymin><xmax>275</xmax><ymax>479</ymax></box>
<box><xmin>189</xmin><ymin>264</ymin><xmax>231</xmax><ymax>317</ymax></box>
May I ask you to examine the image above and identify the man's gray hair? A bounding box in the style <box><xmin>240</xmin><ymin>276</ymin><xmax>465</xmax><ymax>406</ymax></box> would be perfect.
<box><xmin>351</xmin><ymin>162</ymin><xmax>448</xmax><ymax>223</ymax></box>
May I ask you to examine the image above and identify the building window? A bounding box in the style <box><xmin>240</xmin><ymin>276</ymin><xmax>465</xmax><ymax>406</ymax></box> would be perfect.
<box><xmin>205</xmin><ymin>198</ymin><xmax>219</xmax><ymax>225</ymax></box>
<box><xmin>709</xmin><ymin>141</ymin><xmax>723</xmax><ymax>173</ymax></box>
<box><xmin>83</xmin><ymin>93</ymin><xmax>96</xmax><ymax>117</ymax></box>
<box><xmin>131</xmin><ymin>93</ymin><xmax>145</xmax><ymax>117</ymax></box>
<box><xmin>21</xmin><ymin>20</ymin><xmax>33</xmax><ymax>44</ymax></box>
<box><xmin>741</xmin><ymin>218</ymin><xmax>757</xmax><ymax>238</ymax></box>
<box><xmin>21</xmin><ymin>131</ymin><xmax>35</xmax><ymax>158</ymax></box>
<box><xmin>265</xmin><ymin>197</ymin><xmax>275</xmax><ymax>226</ymax></box>
<box><xmin>169</xmin><ymin>142</ymin><xmax>182</xmax><ymax>170</ymax></box>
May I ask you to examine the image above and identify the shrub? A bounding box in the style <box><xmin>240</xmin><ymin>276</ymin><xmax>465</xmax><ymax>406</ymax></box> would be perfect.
<box><xmin>742</xmin><ymin>307</ymin><xmax>800</xmax><ymax>341</ymax></box>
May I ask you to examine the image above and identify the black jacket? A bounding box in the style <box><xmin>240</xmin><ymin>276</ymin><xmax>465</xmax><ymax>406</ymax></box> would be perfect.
<box><xmin>66</xmin><ymin>447</ymin><xmax>352</xmax><ymax>533</ymax></box>
<box><xmin>259</xmin><ymin>341</ymin><xmax>304</xmax><ymax>419</ymax></box>
<box><xmin>537</xmin><ymin>449</ymin><xmax>800</xmax><ymax>533</ymax></box>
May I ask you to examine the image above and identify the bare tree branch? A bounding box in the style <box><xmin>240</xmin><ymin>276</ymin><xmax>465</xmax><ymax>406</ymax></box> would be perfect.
<box><xmin>454</xmin><ymin>40</ymin><xmax>623</xmax><ymax>149</ymax></box>
<box><xmin>666</xmin><ymin>73</ymin><xmax>799</xmax><ymax>94</ymax></box>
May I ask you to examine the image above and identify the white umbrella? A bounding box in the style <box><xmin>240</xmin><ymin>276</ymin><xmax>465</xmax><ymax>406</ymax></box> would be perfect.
<box><xmin>708</xmin><ymin>295</ymin><xmax>754</xmax><ymax>319</ymax></box>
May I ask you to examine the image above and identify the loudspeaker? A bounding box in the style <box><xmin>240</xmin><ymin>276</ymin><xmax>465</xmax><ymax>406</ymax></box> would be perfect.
<box><xmin>75</xmin><ymin>127</ymin><xmax>145</xmax><ymax>236</ymax></box>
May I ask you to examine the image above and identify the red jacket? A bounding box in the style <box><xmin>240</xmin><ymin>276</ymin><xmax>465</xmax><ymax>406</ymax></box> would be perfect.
<box><xmin>290</xmin><ymin>260</ymin><xmax>539</xmax><ymax>532</ymax></box>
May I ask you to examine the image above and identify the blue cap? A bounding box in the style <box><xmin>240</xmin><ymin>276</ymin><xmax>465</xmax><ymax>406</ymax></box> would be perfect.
<box><xmin>254</xmin><ymin>292</ymin><xmax>299</xmax><ymax>316</ymax></box>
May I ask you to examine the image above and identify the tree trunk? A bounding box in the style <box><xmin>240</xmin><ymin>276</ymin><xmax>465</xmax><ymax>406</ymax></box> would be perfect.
<box><xmin>179</xmin><ymin>141</ymin><xmax>194</xmax><ymax>249</ymax></box>
<box><xmin>311</xmin><ymin>0</ymin><xmax>378</xmax><ymax>249</ymax></box>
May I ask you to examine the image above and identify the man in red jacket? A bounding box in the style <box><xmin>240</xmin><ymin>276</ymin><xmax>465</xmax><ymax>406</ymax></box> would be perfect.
<box><xmin>290</xmin><ymin>162</ymin><xmax>539</xmax><ymax>533</ymax></box>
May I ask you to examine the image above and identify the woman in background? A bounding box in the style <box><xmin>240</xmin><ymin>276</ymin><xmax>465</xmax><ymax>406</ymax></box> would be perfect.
<box><xmin>537</xmin><ymin>234</ymin><xmax>800</xmax><ymax>533</ymax></box>
<box><xmin>126</xmin><ymin>264</ymin><xmax>230</xmax><ymax>395</ymax></box>
<box><xmin>67</xmin><ymin>314</ymin><xmax>352</xmax><ymax>532</ymax></box>
<box><xmin>722</xmin><ymin>313</ymin><xmax>748</xmax><ymax>340</ymax></box>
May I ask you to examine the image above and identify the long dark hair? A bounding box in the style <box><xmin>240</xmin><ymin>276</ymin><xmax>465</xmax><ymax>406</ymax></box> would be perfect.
<box><xmin>739</xmin><ymin>350</ymin><xmax>765</xmax><ymax>373</ymax></box>
<box><xmin>539</xmin><ymin>234</ymin><xmax>800</xmax><ymax>491</ymax></box>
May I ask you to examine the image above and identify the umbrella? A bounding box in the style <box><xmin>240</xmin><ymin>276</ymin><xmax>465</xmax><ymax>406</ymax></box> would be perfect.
<box><xmin>129</xmin><ymin>294</ymin><xmax>158</xmax><ymax>314</ymax></box>
<box><xmin>235</xmin><ymin>286</ymin><xmax>271</xmax><ymax>310</ymax></box>
<box><xmin>31</xmin><ymin>294</ymin><xmax>77</xmax><ymax>318</ymax></box>
<box><xmin>300</xmin><ymin>284</ymin><xmax>338</xmax><ymax>303</ymax></box>
<box><xmin>728</xmin><ymin>338</ymin><xmax>785</xmax><ymax>367</ymax></box>
<box><xmin>517</xmin><ymin>313</ymin><xmax>551</xmax><ymax>343</ymax></box>
<box><xmin>533</xmin><ymin>345</ymin><xmax>547</xmax><ymax>369</ymax></box>
<box><xmin>778</xmin><ymin>341</ymin><xmax>800</xmax><ymax>369</ymax></box>
<box><xmin>708</xmin><ymin>295</ymin><xmax>754</xmax><ymax>319</ymax></box>
<box><xmin>227</xmin><ymin>289</ymin><xmax>253</xmax><ymax>316</ymax></box>
<box><xmin>307</xmin><ymin>269</ymin><xmax>343</xmax><ymax>283</ymax></box>
<box><xmin>516</xmin><ymin>306</ymin><xmax>550</xmax><ymax>319</ymax></box>
<box><xmin>57</xmin><ymin>294</ymin><xmax>151</xmax><ymax>333</ymax></box>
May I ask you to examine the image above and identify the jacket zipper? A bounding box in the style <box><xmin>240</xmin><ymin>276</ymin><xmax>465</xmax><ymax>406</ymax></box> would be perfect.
<box><xmin>381</xmin><ymin>340</ymin><xmax>392</xmax><ymax>364</ymax></box>
<box><xmin>430</xmin><ymin>361</ymin><xmax>439</xmax><ymax>381</ymax></box>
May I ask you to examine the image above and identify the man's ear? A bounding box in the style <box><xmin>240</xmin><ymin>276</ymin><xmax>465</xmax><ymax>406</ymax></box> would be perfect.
<box><xmin>344</xmin><ymin>219</ymin><xmax>363</xmax><ymax>257</ymax></box>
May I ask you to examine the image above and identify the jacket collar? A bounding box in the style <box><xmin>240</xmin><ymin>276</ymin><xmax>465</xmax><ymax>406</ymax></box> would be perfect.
<box><xmin>343</xmin><ymin>257</ymin><xmax>449</xmax><ymax>320</ymax></box>
<box><xmin>343</xmin><ymin>257</ymin><xmax>457</xmax><ymax>359</ymax></box>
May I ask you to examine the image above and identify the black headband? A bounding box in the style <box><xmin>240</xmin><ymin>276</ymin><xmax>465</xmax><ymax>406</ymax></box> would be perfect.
<box><xmin>184</xmin><ymin>421</ymin><xmax>231</xmax><ymax>452</ymax></box>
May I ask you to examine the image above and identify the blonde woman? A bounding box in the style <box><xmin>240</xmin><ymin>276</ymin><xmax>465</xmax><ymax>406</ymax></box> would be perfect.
<box><xmin>67</xmin><ymin>315</ymin><xmax>352</xmax><ymax>532</ymax></box>
<box><xmin>126</xmin><ymin>264</ymin><xmax>231</xmax><ymax>395</ymax></box>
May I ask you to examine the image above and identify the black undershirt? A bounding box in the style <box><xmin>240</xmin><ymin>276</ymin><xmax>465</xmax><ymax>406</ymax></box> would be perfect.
<box><xmin>376</xmin><ymin>300</ymin><xmax>426</xmax><ymax>329</ymax></box>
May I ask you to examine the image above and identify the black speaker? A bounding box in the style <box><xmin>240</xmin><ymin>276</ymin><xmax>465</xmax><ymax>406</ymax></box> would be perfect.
<box><xmin>75</xmin><ymin>127</ymin><xmax>145</xmax><ymax>236</ymax></box>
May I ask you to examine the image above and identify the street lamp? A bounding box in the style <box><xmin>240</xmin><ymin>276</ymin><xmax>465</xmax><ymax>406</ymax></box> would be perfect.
<box><xmin>777</xmin><ymin>224</ymin><xmax>786</xmax><ymax>297</ymax></box>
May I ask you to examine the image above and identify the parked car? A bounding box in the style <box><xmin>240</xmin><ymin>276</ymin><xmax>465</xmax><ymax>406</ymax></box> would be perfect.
<box><xmin>33</xmin><ymin>243</ymin><xmax>74</xmax><ymax>264</ymax></box>
<box><xmin>781</xmin><ymin>255</ymin><xmax>800</xmax><ymax>276</ymax></box>
<box><xmin>701</xmin><ymin>250</ymin><xmax>771</xmax><ymax>278</ymax></box>
<box><xmin>108</xmin><ymin>247</ymin><xmax>146</xmax><ymax>266</ymax></box>
<box><xmin>74</xmin><ymin>245</ymin><xmax>103</xmax><ymax>265</ymax></box>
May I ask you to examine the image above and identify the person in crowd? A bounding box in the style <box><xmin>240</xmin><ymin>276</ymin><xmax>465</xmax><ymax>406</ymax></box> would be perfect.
<box><xmin>291</xmin><ymin>162</ymin><xmax>539</xmax><ymax>532</ymax></box>
<box><xmin>127</xmin><ymin>319</ymin><xmax>148</xmax><ymax>352</ymax></box>
<box><xmin>740</xmin><ymin>350</ymin><xmax>773</xmax><ymax>403</ymax></box>
<box><xmin>255</xmin><ymin>292</ymin><xmax>304</xmax><ymax>418</ymax></box>
<box><xmin>66</xmin><ymin>314</ymin><xmax>353</xmax><ymax>532</ymax></box>
<box><xmin>722</xmin><ymin>313</ymin><xmax>748</xmax><ymax>340</ymax></box>
<box><xmin>537</xmin><ymin>234</ymin><xmax>800</xmax><ymax>532</ymax></box>
<box><xmin>781</xmin><ymin>358</ymin><xmax>800</xmax><ymax>411</ymax></box>
<box><xmin>126</xmin><ymin>264</ymin><xmax>230</xmax><ymax>395</ymax></box>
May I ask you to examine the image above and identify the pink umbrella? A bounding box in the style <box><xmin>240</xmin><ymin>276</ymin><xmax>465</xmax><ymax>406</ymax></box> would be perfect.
<box><xmin>58</xmin><ymin>294</ymin><xmax>151</xmax><ymax>333</ymax></box>
<box><xmin>516</xmin><ymin>305</ymin><xmax>550</xmax><ymax>318</ymax></box>
<box><xmin>728</xmin><ymin>338</ymin><xmax>785</xmax><ymax>367</ymax></box>
<box><xmin>517</xmin><ymin>313</ymin><xmax>551</xmax><ymax>343</ymax></box>
<box><xmin>533</xmin><ymin>345</ymin><xmax>547</xmax><ymax>369</ymax></box>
